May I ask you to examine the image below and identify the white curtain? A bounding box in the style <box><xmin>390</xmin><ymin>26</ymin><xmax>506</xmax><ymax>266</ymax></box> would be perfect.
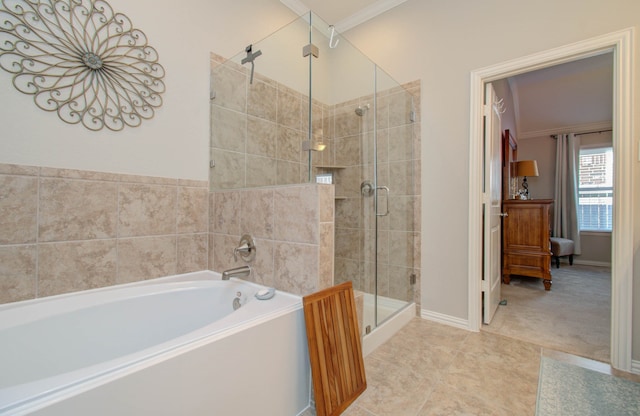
<box><xmin>553</xmin><ymin>133</ymin><xmax>581</xmax><ymax>254</ymax></box>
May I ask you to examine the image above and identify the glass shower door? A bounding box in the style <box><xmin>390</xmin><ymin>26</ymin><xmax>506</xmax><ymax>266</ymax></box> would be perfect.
<box><xmin>308</xmin><ymin>14</ymin><xmax>416</xmax><ymax>335</ymax></box>
<box><xmin>370</xmin><ymin>66</ymin><xmax>416</xmax><ymax>330</ymax></box>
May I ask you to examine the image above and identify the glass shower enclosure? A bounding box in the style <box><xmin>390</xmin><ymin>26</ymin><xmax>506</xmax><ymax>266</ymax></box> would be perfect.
<box><xmin>210</xmin><ymin>12</ymin><xmax>417</xmax><ymax>336</ymax></box>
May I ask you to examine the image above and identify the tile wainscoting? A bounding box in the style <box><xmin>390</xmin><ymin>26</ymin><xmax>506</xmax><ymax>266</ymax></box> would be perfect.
<box><xmin>0</xmin><ymin>163</ymin><xmax>336</xmax><ymax>304</ymax></box>
<box><xmin>0</xmin><ymin>163</ymin><xmax>209</xmax><ymax>304</ymax></box>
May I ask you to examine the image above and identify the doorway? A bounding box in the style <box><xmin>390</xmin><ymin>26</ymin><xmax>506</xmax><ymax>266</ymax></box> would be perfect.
<box><xmin>467</xmin><ymin>28</ymin><xmax>634</xmax><ymax>371</ymax></box>
<box><xmin>483</xmin><ymin>57</ymin><xmax>614</xmax><ymax>362</ymax></box>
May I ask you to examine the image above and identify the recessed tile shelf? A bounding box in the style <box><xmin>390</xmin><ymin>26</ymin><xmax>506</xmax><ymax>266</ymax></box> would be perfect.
<box><xmin>315</xmin><ymin>166</ymin><xmax>347</xmax><ymax>201</ymax></box>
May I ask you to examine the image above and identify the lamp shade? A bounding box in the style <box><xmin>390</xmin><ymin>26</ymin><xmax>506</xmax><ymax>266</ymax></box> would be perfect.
<box><xmin>516</xmin><ymin>160</ymin><xmax>539</xmax><ymax>177</ymax></box>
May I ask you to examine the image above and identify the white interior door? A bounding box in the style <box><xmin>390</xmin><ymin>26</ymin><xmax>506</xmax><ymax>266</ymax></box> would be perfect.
<box><xmin>483</xmin><ymin>83</ymin><xmax>502</xmax><ymax>324</ymax></box>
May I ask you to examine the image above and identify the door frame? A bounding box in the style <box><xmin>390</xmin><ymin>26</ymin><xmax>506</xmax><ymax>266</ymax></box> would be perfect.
<box><xmin>467</xmin><ymin>28</ymin><xmax>634</xmax><ymax>371</ymax></box>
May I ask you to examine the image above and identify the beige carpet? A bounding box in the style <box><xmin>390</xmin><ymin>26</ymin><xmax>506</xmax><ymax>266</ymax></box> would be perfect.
<box><xmin>483</xmin><ymin>264</ymin><xmax>611</xmax><ymax>363</ymax></box>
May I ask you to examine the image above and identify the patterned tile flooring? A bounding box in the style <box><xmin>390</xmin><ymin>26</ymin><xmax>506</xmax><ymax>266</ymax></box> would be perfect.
<box><xmin>343</xmin><ymin>318</ymin><xmax>541</xmax><ymax>415</ymax></box>
<box><xmin>332</xmin><ymin>265</ymin><xmax>633</xmax><ymax>415</ymax></box>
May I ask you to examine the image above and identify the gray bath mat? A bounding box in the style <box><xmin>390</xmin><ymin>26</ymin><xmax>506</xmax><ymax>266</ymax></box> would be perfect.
<box><xmin>536</xmin><ymin>356</ymin><xmax>640</xmax><ymax>416</ymax></box>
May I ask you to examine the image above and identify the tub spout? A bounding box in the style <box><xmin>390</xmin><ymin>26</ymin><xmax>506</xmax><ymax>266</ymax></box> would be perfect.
<box><xmin>222</xmin><ymin>265</ymin><xmax>251</xmax><ymax>281</ymax></box>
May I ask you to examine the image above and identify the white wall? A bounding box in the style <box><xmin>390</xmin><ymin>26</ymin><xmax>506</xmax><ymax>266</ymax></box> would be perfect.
<box><xmin>343</xmin><ymin>0</ymin><xmax>640</xmax><ymax>361</ymax></box>
<box><xmin>0</xmin><ymin>0</ymin><xmax>297</xmax><ymax>180</ymax></box>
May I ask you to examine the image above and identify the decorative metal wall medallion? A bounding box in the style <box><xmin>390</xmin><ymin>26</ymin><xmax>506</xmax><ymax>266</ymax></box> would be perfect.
<box><xmin>0</xmin><ymin>0</ymin><xmax>165</xmax><ymax>131</ymax></box>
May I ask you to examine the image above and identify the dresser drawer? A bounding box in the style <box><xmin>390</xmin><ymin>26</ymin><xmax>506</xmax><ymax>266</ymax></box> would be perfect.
<box><xmin>503</xmin><ymin>252</ymin><xmax>550</xmax><ymax>279</ymax></box>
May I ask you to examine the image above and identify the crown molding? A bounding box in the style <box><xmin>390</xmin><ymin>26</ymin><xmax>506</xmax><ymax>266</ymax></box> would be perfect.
<box><xmin>279</xmin><ymin>0</ymin><xmax>309</xmax><ymax>16</ymax></box>
<box><xmin>280</xmin><ymin>0</ymin><xmax>407</xmax><ymax>32</ymax></box>
<box><xmin>518</xmin><ymin>121</ymin><xmax>613</xmax><ymax>139</ymax></box>
<box><xmin>335</xmin><ymin>0</ymin><xmax>407</xmax><ymax>32</ymax></box>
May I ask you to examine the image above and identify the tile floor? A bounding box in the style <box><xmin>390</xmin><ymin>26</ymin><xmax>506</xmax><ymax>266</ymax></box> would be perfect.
<box><xmin>303</xmin><ymin>316</ymin><xmax>640</xmax><ymax>416</ymax></box>
<box><xmin>328</xmin><ymin>266</ymin><xmax>638</xmax><ymax>416</ymax></box>
<box><xmin>342</xmin><ymin>318</ymin><xmax>541</xmax><ymax>415</ymax></box>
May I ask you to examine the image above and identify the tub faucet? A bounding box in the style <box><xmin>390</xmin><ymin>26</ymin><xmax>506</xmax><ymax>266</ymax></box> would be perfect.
<box><xmin>222</xmin><ymin>265</ymin><xmax>251</xmax><ymax>280</ymax></box>
<box><xmin>233</xmin><ymin>243</ymin><xmax>251</xmax><ymax>260</ymax></box>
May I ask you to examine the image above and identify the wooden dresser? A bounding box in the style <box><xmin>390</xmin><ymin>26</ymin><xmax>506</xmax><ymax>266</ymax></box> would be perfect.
<box><xmin>502</xmin><ymin>199</ymin><xmax>553</xmax><ymax>290</ymax></box>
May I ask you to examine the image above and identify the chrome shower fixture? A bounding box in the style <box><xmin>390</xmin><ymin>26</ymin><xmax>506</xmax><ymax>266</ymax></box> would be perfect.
<box><xmin>241</xmin><ymin>44</ymin><xmax>262</xmax><ymax>84</ymax></box>
<box><xmin>355</xmin><ymin>104</ymin><xmax>370</xmax><ymax>116</ymax></box>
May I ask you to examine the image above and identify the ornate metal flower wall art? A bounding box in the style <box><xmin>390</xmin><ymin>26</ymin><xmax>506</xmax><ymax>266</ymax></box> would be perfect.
<box><xmin>0</xmin><ymin>0</ymin><xmax>165</xmax><ymax>131</ymax></box>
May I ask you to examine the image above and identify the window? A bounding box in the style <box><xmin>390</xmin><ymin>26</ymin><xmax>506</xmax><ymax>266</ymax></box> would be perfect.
<box><xmin>578</xmin><ymin>146</ymin><xmax>613</xmax><ymax>231</ymax></box>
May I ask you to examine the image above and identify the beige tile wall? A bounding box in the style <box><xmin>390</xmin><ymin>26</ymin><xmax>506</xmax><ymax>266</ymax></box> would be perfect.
<box><xmin>0</xmin><ymin>163</ymin><xmax>209</xmax><ymax>304</ymax></box>
<box><xmin>0</xmin><ymin>163</ymin><xmax>335</xmax><ymax>305</ymax></box>
<box><xmin>209</xmin><ymin>52</ymin><xmax>332</xmax><ymax>190</ymax></box>
<box><xmin>209</xmin><ymin>183</ymin><xmax>335</xmax><ymax>296</ymax></box>
<box><xmin>211</xmin><ymin>49</ymin><xmax>421</xmax><ymax>308</ymax></box>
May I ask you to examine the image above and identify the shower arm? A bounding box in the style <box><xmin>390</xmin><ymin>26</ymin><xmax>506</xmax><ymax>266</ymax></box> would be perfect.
<box><xmin>241</xmin><ymin>44</ymin><xmax>262</xmax><ymax>84</ymax></box>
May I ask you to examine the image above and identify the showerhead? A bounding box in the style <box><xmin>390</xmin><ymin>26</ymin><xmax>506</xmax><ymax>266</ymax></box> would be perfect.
<box><xmin>355</xmin><ymin>104</ymin><xmax>370</xmax><ymax>116</ymax></box>
<box><xmin>302</xmin><ymin>140</ymin><xmax>326</xmax><ymax>152</ymax></box>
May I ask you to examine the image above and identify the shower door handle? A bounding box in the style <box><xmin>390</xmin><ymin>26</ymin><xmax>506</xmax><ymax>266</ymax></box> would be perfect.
<box><xmin>376</xmin><ymin>186</ymin><xmax>390</xmax><ymax>217</ymax></box>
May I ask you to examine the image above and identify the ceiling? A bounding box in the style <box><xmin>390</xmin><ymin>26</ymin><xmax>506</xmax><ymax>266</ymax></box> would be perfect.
<box><xmin>507</xmin><ymin>52</ymin><xmax>613</xmax><ymax>139</ymax></box>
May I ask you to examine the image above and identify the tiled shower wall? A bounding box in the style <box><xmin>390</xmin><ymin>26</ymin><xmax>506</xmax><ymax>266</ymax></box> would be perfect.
<box><xmin>0</xmin><ymin>163</ymin><xmax>209</xmax><ymax>305</ymax></box>
<box><xmin>209</xmin><ymin>183</ymin><xmax>335</xmax><ymax>295</ymax></box>
<box><xmin>210</xmin><ymin>52</ymin><xmax>330</xmax><ymax>189</ymax></box>
<box><xmin>210</xmin><ymin>51</ymin><xmax>421</xmax><ymax>308</ymax></box>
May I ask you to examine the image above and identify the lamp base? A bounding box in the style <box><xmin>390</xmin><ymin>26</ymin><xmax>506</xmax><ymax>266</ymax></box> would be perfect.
<box><xmin>520</xmin><ymin>176</ymin><xmax>530</xmax><ymax>199</ymax></box>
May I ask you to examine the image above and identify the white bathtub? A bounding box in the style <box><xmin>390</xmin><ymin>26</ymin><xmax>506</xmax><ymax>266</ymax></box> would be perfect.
<box><xmin>0</xmin><ymin>271</ymin><xmax>311</xmax><ymax>415</ymax></box>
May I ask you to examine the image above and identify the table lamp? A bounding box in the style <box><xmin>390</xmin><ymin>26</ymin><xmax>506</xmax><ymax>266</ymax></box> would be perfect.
<box><xmin>516</xmin><ymin>160</ymin><xmax>539</xmax><ymax>199</ymax></box>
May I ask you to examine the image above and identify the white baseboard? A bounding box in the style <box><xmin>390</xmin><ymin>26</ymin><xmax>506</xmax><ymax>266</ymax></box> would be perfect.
<box><xmin>631</xmin><ymin>360</ymin><xmax>640</xmax><ymax>375</ymax></box>
<box><xmin>572</xmin><ymin>259</ymin><xmax>611</xmax><ymax>267</ymax></box>
<box><xmin>421</xmin><ymin>309</ymin><xmax>471</xmax><ymax>331</ymax></box>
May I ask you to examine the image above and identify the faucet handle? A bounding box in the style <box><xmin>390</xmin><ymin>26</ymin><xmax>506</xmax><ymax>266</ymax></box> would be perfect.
<box><xmin>233</xmin><ymin>242</ymin><xmax>250</xmax><ymax>261</ymax></box>
<box><xmin>233</xmin><ymin>235</ymin><xmax>256</xmax><ymax>262</ymax></box>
